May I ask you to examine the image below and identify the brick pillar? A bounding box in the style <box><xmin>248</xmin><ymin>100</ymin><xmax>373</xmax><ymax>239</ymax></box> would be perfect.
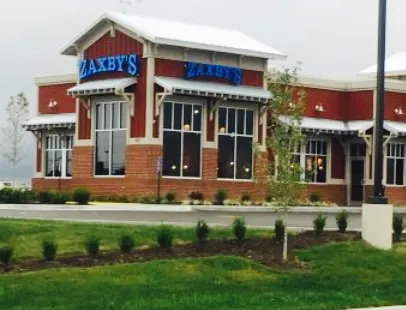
<box><xmin>254</xmin><ymin>151</ymin><xmax>269</xmax><ymax>186</ymax></box>
<box><xmin>203</xmin><ymin>148</ymin><xmax>217</xmax><ymax>180</ymax></box>
<box><xmin>72</xmin><ymin>146</ymin><xmax>93</xmax><ymax>189</ymax></box>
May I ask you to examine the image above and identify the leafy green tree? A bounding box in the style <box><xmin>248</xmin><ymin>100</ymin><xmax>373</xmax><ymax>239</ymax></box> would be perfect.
<box><xmin>266</xmin><ymin>66</ymin><xmax>307</xmax><ymax>261</ymax></box>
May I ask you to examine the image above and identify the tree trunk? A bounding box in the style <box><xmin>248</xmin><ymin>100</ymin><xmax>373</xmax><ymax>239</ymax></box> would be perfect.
<box><xmin>282</xmin><ymin>226</ymin><xmax>288</xmax><ymax>262</ymax></box>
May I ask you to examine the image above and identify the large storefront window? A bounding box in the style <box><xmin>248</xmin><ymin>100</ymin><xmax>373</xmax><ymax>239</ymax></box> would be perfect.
<box><xmin>95</xmin><ymin>101</ymin><xmax>127</xmax><ymax>176</ymax></box>
<box><xmin>45</xmin><ymin>134</ymin><xmax>73</xmax><ymax>178</ymax></box>
<box><xmin>217</xmin><ymin>107</ymin><xmax>254</xmax><ymax>180</ymax></box>
<box><xmin>304</xmin><ymin>140</ymin><xmax>327</xmax><ymax>183</ymax></box>
<box><xmin>386</xmin><ymin>143</ymin><xmax>405</xmax><ymax>185</ymax></box>
<box><xmin>163</xmin><ymin>102</ymin><xmax>202</xmax><ymax>177</ymax></box>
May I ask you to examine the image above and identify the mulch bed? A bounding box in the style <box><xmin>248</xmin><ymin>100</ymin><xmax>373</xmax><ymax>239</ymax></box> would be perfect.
<box><xmin>0</xmin><ymin>231</ymin><xmax>360</xmax><ymax>274</ymax></box>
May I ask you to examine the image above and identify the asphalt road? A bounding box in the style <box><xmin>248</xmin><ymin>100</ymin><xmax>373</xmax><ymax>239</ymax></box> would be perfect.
<box><xmin>0</xmin><ymin>207</ymin><xmax>363</xmax><ymax>231</ymax></box>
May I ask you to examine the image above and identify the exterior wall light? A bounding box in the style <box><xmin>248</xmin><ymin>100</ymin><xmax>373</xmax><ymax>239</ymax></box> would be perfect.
<box><xmin>315</xmin><ymin>103</ymin><xmax>324</xmax><ymax>112</ymax></box>
<box><xmin>395</xmin><ymin>107</ymin><xmax>403</xmax><ymax>115</ymax></box>
<box><xmin>48</xmin><ymin>100</ymin><xmax>58</xmax><ymax>108</ymax></box>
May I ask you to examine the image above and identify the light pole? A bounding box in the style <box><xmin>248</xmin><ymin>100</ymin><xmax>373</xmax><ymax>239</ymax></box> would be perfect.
<box><xmin>369</xmin><ymin>0</ymin><xmax>388</xmax><ymax>204</ymax></box>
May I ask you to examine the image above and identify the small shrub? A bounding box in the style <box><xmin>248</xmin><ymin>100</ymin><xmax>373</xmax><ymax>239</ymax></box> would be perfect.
<box><xmin>119</xmin><ymin>235</ymin><xmax>135</xmax><ymax>254</ymax></box>
<box><xmin>157</xmin><ymin>225</ymin><xmax>173</xmax><ymax>249</ymax></box>
<box><xmin>393</xmin><ymin>214</ymin><xmax>404</xmax><ymax>241</ymax></box>
<box><xmin>265</xmin><ymin>195</ymin><xmax>273</xmax><ymax>203</ymax></box>
<box><xmin>232</xmin><ymin>217</ymin><xmax>246</xmax><ymax>241</ymax></box>
<box><xmin>73</xmin><ymin>188</ymin><xmax>90</xmax><ymax>205</ymax></box>
<box><xmin>196</xmin><ymin>220</ymin><xmax>209</xmax><ymax>244</ymax></box>
<box><xmin>215</xmin><ymin>189</ymin><xmax>228</xmax><ymax>205</ymax></box>
<box><xmin>189</xmin><ymin>191</ymin><xmax>204</xmax><ymax>201</ymax></box>
<box><xmin>309</xmin><ymin>193</ymin><xmax>321</xmax><ymax>203</ymax></box>
<box><xmin>0</xmin><ymin>246</ymin><xmax>13</xmax><ymax>265</ymax></box>
<box><xmin>38</xmin><ymin>191</ymin><xmax>52</xmax><ymax>204</ymax></box>
<box><xmin>313</xmin><ymin>213</ymin><xmax>327</xmax><ymax>236</ymax></box>
<box><xmin>165</xmin><ymin>191</ymin><xmax>177</xmax><ymax>204</ymax></box>
<box><xmin>336</xmin><ymin>210</ymin><xmax>349</xmax><ymax>233</ymax></box>
<box><xmin>118</xmin><ymin>195</ymin><xmax>129</xmax><ymax>203</ymax></box>
<box><xmin>274</xmin><ymin>219</ymin><xmax>285</xmax><ymax>243</ymax></box>
<box><xmin>86</xmin><ymin>237</ymin><xmax>100</xmax><ymax>258</ymax></box>
<box><xmin>241</xmin><ymin>193</ymin><xmax>252</xmax><ymax>204</ymax></box>
<box><xmin>42</xmin><ymin>240</ymin><xmax>57</xmax><ymax>261</ymax></box>
<box><xmin>140</xmin><ymin>195</ymin><xmax>152</xmax><ymax>204</ymax></box>
<box><xmin>50</xmin><ymin>192</ymin><xmax>71</xmax><ymax>204</ymax></box>
<box><xmin>20</xmin><ymin>189</ymin><xmax>36</xmax><ymax>203</ymax></box>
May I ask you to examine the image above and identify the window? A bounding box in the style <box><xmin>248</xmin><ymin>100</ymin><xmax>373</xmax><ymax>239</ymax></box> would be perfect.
<box><xmin>217</xmin><ymin>107</ymin><xmax>254</xmax><ymax>180</ymax></box>
<box><xmin>45</xmin><ymin>134</ymin><xmax>73</xmax><ymax>178</ymax></box>
<box><xmin>163</xmin><ymin>102</ymin><xmax>202</xmax><ymax>178</ymax></box>
<box><xmin>386</xmin><ymin>143</ymin><xmax>405</xmax><ymax>185</ymax></box>
<box><xmin>304</xmin><ymin>140</ymin><xmax>328</xmax><ymax>183</ymax></box>
<box><xmin>95</xmin><ymin>101</ymin><xmax>127</xmax><ymax>176</ymax></box>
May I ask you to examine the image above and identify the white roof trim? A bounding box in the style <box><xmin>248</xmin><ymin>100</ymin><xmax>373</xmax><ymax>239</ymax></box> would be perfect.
<box><xmin>34</xmin><ymin>73</ymin><xmax>77</xmax><ymax>86</ymax></box>
<box><xmin>278</xmin><ymin>116</ymin><xmax>374</xmax><ymax>135</ymax></box>
<box><xmin>155</xmin><ymin>76</ymin><xmax>271</xmax><ymax>103</ymax></box>
<box><xmin>384</xmin><ymin>120</ymin><xmax>406</xmax><ymax>136</ymax></box>
<box><xmin>67</xmin><ymin>77</ymin><xmax>137</xmax><ymax>97</ymax></box>
<box><xmin>24</xmin><ymin>113</ymin><xmax>76</xmax><ymax>131</ymax></box>
<box><xmin>359</xmin><ymin>52</ymin><xmax>406</xmax><ymax>77</ymax></box>
<box><xmin>61</xmin><ymin>12</ymin><xmax>286</xmax><ymax>60</ymax></box>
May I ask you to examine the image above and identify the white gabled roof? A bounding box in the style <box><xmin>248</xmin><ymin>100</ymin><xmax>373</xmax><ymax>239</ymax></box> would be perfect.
<box><xmin>62</xmin><ymin>12</ymin><xmax>286</xmax><ymax>60</ymax></box>
<box><xmin>24</xmin><ymin>113</ymin><xmax>76</xmax><ymax>131</ymax></box>
<box><xmin>359</xmin><ymin>52</ymin><xmax>406</xmax><ymax>77</ymax></box>
<box><xmin>384</xmin><ymin>120</ymin><xmax>406</xmax><ymax>136</ymax></box>
<box><xmin>155</xmin><ymin>76</ymin><xmax>271</xmax><ymax>102</ymax></box>
<box><xmin>279</xmin><ymin>116</ymin><xmax>374</xmax><ymax>135</ymax></box>
<box><xmin>67</xmin><ymin>77</ymin><xmax>137</xmax><ymax>96</ymax></box>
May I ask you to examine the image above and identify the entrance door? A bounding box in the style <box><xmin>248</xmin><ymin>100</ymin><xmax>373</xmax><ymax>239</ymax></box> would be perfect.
<box><xmin>351</xmin><ymin>159</ymin><xmax>365</xmax><ymax>202</ymax></box>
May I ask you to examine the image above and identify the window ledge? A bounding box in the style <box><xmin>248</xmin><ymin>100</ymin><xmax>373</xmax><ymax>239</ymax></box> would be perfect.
<box><xmin>44</xmin><ymin>177</ymin><xmax>72</xmax><ymax>180</ymax></box>
<box><xmin>217</xmin><ymin>178</ymin><xmax>254</xmax><ymax>183</ymax></box>
<box><xmin>384</xmin><ymin>184</ymin><xmax>406</xmax><ymax>188</ymax></box>
<box><xmin>93</xmin><ymin>175</ymin><xmax>126</xmax><ymax>178</ymax></box>
<box><xmin>162</xmin><ymin>176</ymin><xmax>202</xmax><ymax>180</ymax></box>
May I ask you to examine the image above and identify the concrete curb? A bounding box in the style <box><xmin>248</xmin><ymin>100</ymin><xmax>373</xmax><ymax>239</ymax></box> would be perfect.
<box><xmin>348</xmin><ymin>307</ymin><xmax>406</xmax><ymax>310</ymax></box>
<box><xmin>192</xmin><ymin>205</ymin><xmax>406</xmax><ymax>214</ymax></box>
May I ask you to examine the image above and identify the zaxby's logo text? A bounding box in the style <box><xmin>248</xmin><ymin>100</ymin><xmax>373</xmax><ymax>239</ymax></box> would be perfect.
<box><xmin>185</xmin><ymin>62</ymin><xmax>242</xmax><ymax>85</ymax></box>
<box><xmin>80</xmin><ymin>54</ymin><xmax>139</xmax><ymax>80</ymax></box>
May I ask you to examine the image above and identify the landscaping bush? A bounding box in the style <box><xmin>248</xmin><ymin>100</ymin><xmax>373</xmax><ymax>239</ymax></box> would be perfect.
<box><xmin>393</xmin><ymin>214</ymin><xmax>404</xmax><ymax>241</ymax></box>
<box><xmin>73</xmin><ymin>188</ymin><xmax>90</xmax><ymax>205</ymax></box>
<box><xmin>241</xmin><ymin>193</ymin><xmax>252</xmax><ymax>204</ymax></box>
<box><xmin>189</xmin><ymin>191</ymin><xmax>204</xmax><ymax>202</ymax></box>
<box><xmin>140</xmin><ymin>195</ymin><xmax>153</xmax><ymax>204</ymax></box>
<box><xmin>274</xmin><ymin>219</ymin><xmax>285</xmax><ymax>243</ymax></box>
<box><xmin>119</xmin><ymin>235</ymin><xmax>135</xmax><ymax>254</ymax></box>
<box><xmin>118</xmin><ymin>195</ymin><xmax>129</xmax><ymax>203</ymax></box>
<box><xmin>214</xmin><ymin>189</ymin><xmax>228</xmax><ymax>205</ymax></box>
<box><xmin>157</xmin><ymin>225</ymin><xmax>173</xmax><ymax>249</ymax></box>
<box><xmin>0</xmin><ymin>188</ymin><xmax>35</xmax><ymax>204</ymax></box>
<box><xmin>50</xmin><ymin>192</ymin><xmax>71</xmax><ymax>204</ymax></box>
<box><xmin>309</xmin><ymin>193</ymin><xmax>321</xmax><ymax>203</ymax></box>
<box><xmin>42</xmin><ymin>240</ymin><xmax>57</xmax><ymax>261</ymax></box>
<box><xmin>165</xmin><ymin>191</ymin><xmax>177</xmax><ymax>204</ymax></box>
<box><xmin>336</xmin><ymin>210</ymin><xmax>349</xmax><ymax>233</ymax></box>
<box><xmin>313</xmin><ymin>213</ymin><xmax>327</xmax><ymax>236</ymax></box>
<box><xmin>86</xmin><ymin>237</ymin><xmax>100</xmax><ymax>258</ymax></box>
<box><xmin>38</xmin><ymin>191</ymin><xmax>52</xmax><ymax>204</ymax></box>
<box><xmin>0</xmin><ymin>246</ymin><xmax>13</xmax><ymax>265</ymax></box>
<box><xmin>196</xmin><ymin>220</ymin><xmax>209</xmax><ymax>244</ymax></box>
<box><xmin>232</xmin><ymin>217</ymin><xmax>246</xmax><ymax>241</ymax></box>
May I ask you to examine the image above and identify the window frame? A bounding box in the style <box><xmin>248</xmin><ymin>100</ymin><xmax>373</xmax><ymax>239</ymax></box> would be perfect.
<box><xmin>44</xmin><ymin>134</ymin><xmax>73</xmax><ymax>179</ymax></box>
<box><xmin>161</xmin><ymin>100</ymin><xmax>203</xmax><ymax>179</ymax></box>
<box><xmin>216</xmin><ymin>106</ymin><xmax>255</xmax><ymax>182</ymax></box>
<box><xmin>94</xmin><ymin>101</ymin><xmax>127</xmax><ymax>178</ymax></box>
<box><xmin>385</xmin><ymin>142</ymin><xmax>406</xmax><ymax>187</ymax></box>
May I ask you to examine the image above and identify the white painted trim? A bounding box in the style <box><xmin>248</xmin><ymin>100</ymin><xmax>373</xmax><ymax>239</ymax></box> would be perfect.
<box><xmin>34</xmin><ymin>74</ymin><xmax>77</xmax><ymax>86</ymax></box>
<box><xmin>145</xmin><ymin>57</ymin><xmax>155</xmax><ymax>139</ymax></box>
<box><xmin>127</xmin><ymin>137</ymin><xmax>162</xmax><ymax>145</ymax></box>
<box><xmin>73</xmin><ymin>139</ymin><xmax>92</xmax><ymax>147</ymax></box>
<box><xmin>34</xmin><ymin>172</ymin><xmax>43</xmax><ymax>178</ymax></box>
<box><xmin>80</xmin><ymin>24</ymin><xmax>111</xmax><ymax>54</ymax></box>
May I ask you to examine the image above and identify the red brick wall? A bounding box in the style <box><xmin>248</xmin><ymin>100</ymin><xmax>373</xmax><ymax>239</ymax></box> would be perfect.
<box><xmin>32</xmin><ymin>178</ymin><xmax>72</xmax><ymax>192</ymax></box>
<box><xmin>78</xmin><ymin>102</ymin><xmax>91</xmax><ymax>140</ymax></box>
<box><xmin>36</xmin><ymin>141</ymin><xmax>42</xmax><ymax>173</ymax></box>
<box><xmin>33</xmin><ymin>145</ymin><xmax>268</xmax><ymax>200</ymax></box>
<box><xmin>38</xmin><ymin>83</ymin><xmax>76</xmax><ymax>114</ymax></box>
<box><xmin>305</xmin><ymin>184</ymin><xmax>347</xmax><ymax>206</ymax></box>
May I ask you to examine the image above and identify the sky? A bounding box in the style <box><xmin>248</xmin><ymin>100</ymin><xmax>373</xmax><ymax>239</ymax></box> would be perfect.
<box><xmin>1</xmin><ymin>0</ymin><xmax>406</xmax><ymax>183</ymax></box>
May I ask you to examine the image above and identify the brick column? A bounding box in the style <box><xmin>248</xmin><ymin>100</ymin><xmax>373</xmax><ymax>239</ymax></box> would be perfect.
<box><xmin>202</xmin><ymin>148</ymin><xmax>217</xmax><ymax>180</ymax></box>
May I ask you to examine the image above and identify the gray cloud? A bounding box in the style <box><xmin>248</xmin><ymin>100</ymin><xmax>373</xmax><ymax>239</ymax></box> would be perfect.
<box><xmin>0</xmin><ymin>0</ymin><xmax>404</xmax><ymax>183</ymax></box>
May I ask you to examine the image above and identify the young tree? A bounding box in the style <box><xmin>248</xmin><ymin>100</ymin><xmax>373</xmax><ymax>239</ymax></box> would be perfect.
<box><xmin>266</xmin><ymin>66</ymin><xmax>307</xmax><ymax>261</ymax></box>
<box><xmin>1</xmin><ymin>93</ymin><xmax>29</xmax><ymax>184</ymax></box>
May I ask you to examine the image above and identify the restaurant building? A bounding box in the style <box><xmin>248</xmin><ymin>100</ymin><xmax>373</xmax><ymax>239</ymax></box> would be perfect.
<box><xmin>25</xmin><ymin>13</ymin><xmax>406</xmax><ymax>205</ymax></box>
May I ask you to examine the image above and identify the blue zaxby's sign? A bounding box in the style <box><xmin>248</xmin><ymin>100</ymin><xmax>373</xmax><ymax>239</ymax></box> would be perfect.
<box><xmin>80</xmin><ymin>54</ymin><xmax>139</xmax><ymax>80</ymax></box>
<box><xmin>185</xmin><ymin>62</ymin><xmax>242</xmax><ymax>85</ymax></box>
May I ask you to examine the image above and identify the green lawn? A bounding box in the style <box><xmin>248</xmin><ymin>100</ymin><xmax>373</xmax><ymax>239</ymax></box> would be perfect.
<box><xmin>1</xmin><ymin>242</ymin><xmax>406</xmax><ymax>309</ymax></box>
<box><xmin>0</xmin><ymin>219</ymin><xmax>270</xmax><ymax>260</ymax></box>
